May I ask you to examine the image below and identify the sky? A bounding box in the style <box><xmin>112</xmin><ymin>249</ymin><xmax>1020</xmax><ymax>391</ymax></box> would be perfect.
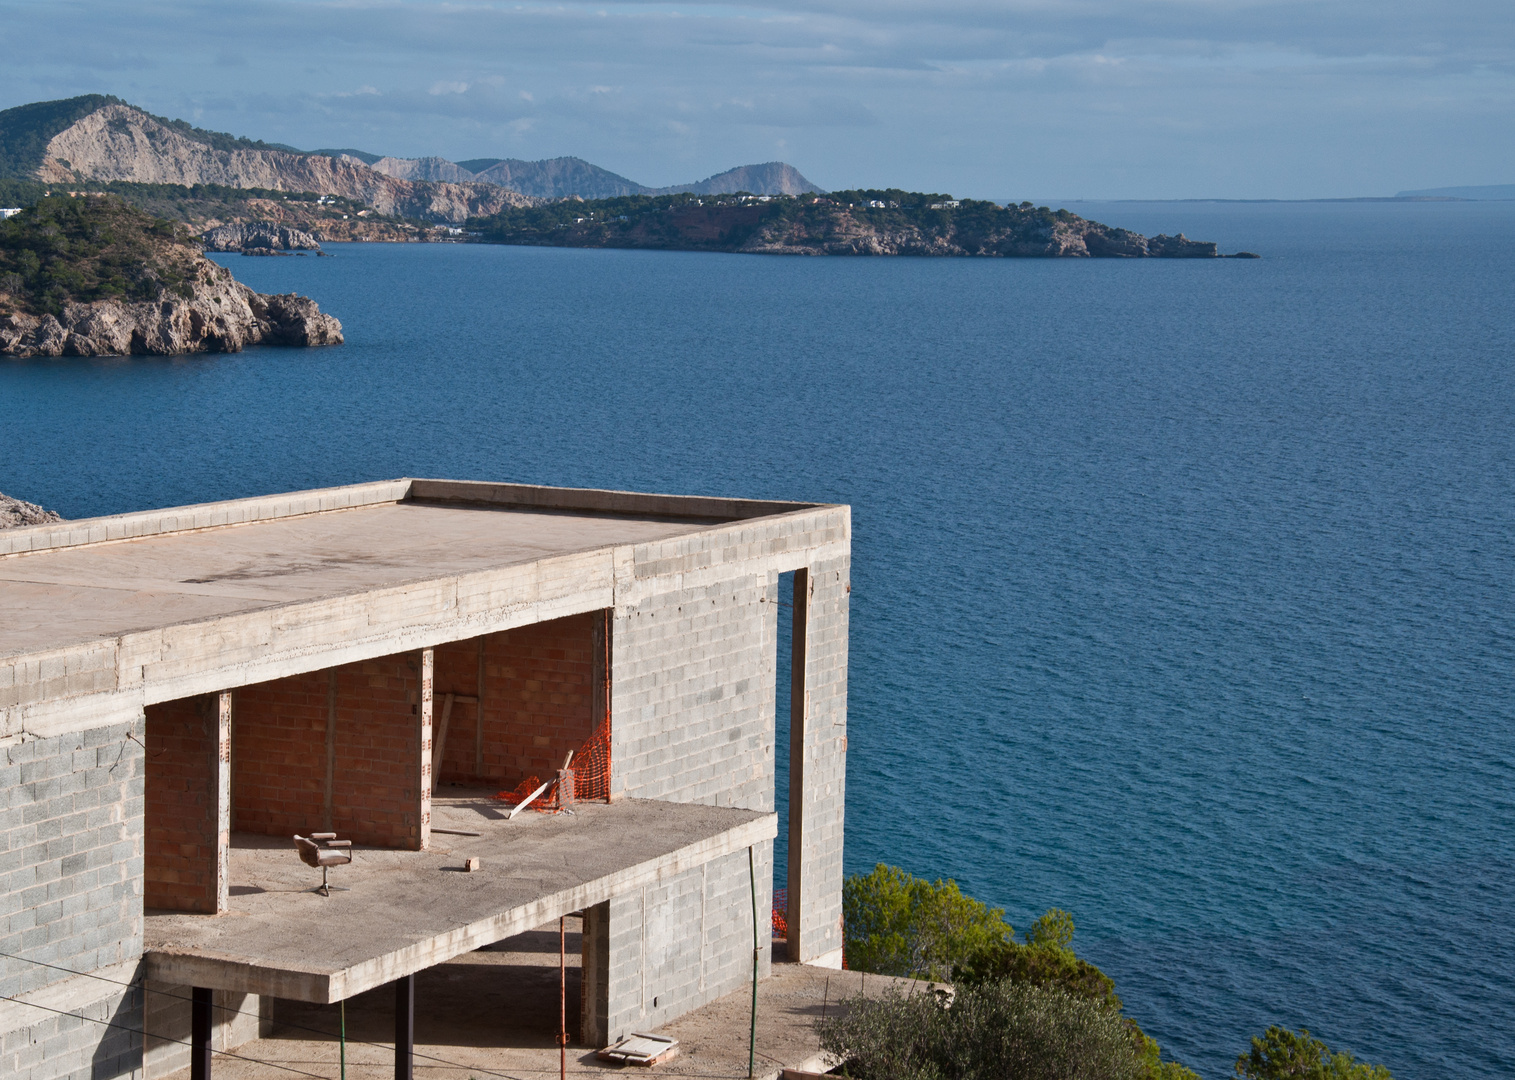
<box><xmin>0</xmin><ymin>0</ymin><xmax>1511</xmax><ymax>200</ymax></box>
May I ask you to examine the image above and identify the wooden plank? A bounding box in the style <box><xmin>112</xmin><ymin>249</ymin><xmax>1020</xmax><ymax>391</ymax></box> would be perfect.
<box><xmin>432</xmin><ymin>693</ymin><xmax>455</xmax><ymax>795</ymax></box>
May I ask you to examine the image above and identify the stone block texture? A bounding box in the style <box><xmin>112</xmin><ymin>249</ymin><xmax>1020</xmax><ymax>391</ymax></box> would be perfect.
<box><xmin>792</xmin><ymin>556</ymin><xmax>850</xmax><ymax>963</ymax></box>
<box><xmin>0</xmin><ymin>720</ymin><xmax>144</xmax><ymax>1080</ymax></box>
<box><xmin>583</xmin><ymin>846</ymin><xmax>772</xmax><ymax>1046</ymax></box>
<box><xmin>143</xmin><ymin>981</ymin><xmax>266</xmax><ymax>1078</ymax></box>
<box><xmin>1</xmin><ymin>980</ymin><xmax>142</xmax><ymax>1080</ymax></box>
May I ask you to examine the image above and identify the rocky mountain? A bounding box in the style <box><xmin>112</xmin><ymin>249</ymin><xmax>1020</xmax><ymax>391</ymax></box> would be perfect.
<box><xmin>1</xmin><ymin>195</ymin><xmax>342</xmax><ymax>356</ymax></box>
<box><xmin>0</xmin><ymin>97</ymin><xmax>531</xmax><ymax>223</ymax></box>
<box><xmin>366</xmin><ymin>155</ymin><xmax>478</xmax><ymax>184</ymax></box>
<box><xmin>653</xmin><ymin>162</ymin><xmax>822</xmax><ymax>196</ymax></box>
<box><xmin>470</xmin><ymin>157</ymin><xmax>645</xmax><ymax>199</ymax></box>
<box><xmin>0</xmin><ymin>95</ymin><xmax>825</xmax><ymax>215</ymax></box>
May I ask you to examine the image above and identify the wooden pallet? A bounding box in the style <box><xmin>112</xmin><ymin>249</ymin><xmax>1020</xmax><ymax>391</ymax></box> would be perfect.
<box><xmin>596</xmin><ymin>1033</ymin><xmax>680</xmax><ymax>1066</ymax></box>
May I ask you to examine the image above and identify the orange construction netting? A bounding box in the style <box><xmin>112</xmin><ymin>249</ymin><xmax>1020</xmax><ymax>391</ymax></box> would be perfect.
<box><xmin>772</xmin><ymin>888</ymin><xmax>788</xmax><ymax>940</ymax></box>
<box><xmin>494</xmin><ymin>720</ymin><xmax>611</xmax><ymax>812</ymax></box>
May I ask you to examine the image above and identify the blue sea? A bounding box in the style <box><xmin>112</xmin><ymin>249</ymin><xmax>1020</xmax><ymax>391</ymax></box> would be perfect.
<box><xmin>3</xmin><ymin>201</ymin><xmax>1512</xmax><ymax>1080</ymax></box>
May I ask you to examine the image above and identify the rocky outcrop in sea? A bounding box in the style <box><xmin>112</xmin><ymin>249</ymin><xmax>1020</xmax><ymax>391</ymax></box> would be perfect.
<box><xmin>0</xmin><ymin>493</ymin><xmax>62</xmax><ymax>529</ymax></box>
<box><xmin>202</xmin><ymin>222</ymin><xmax>322</xmax><ymax>253</ymax></box>
<box><xmin>1</xmin><ymin>261</ymin><xmax>342</xmax><ymax>358</ymax></box>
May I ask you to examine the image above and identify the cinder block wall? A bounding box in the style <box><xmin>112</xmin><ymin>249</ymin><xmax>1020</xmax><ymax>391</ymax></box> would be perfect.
<box><xmin>793</xmin><ymin>556</ymin><xmax>850</xmax><ymax>963</ymax></box>
<box><xmin>596</xmin><ymin>571</ymin><xmax>777</xmax><ymax>1039</ymax></box>
<box><xmin>144</xmin><ymin>982</ymin><xmax>267</xmax><ymax>1078</ymax></box>
<box><xmin>433</xmin><ymin>614</ymin><xmax>598</xmax><ymax>789</ymax></box>
<box><xmin>233</xmin><ymin>655</ymin><xmax>423</xmax><ymax>848</ymax></box>
<box><xmin>0</xmin><ymin>720</ymin><xmax>144</xmax><ymax>1080</ymax></box>
<box><xmin>143</xmin><ymin>698</ymin><xmax>219</xmax><ymax>913</ymax></box>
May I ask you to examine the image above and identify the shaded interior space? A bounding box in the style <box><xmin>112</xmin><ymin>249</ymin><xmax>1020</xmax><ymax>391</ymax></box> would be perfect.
<box><xmin>267</xmin><ymin>921</ymin><xmax>585</xmax><ymax>1053</ymax></box>
<box><xmin>144</xmin><ymin>610</ymin><xmax>609</xmax><ymax>911</ymax></box>
<box><xmin>153</xmin><ymin>947</ymin><xmax>900</xmax><ymax>1080</ymax></box>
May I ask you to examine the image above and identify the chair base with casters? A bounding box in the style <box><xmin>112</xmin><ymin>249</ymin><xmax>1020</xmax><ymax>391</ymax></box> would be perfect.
<box><xmin>294</xmin><ymin>833</ymin><xmax>353</xmax><ymax>896</ymax></box>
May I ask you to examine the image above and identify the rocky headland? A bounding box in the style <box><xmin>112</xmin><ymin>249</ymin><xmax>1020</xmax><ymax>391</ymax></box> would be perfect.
<box><xmin>0</xmin><ymin>493</ymin><xmax>62</xmax><ymax>529</ymax></box>
<box><xmin>202</xmin><ymin>221</ymin><xmax>323</xmax><ymax>253</ymax></box>
<box><xmin>1</xmin><ymin>195</ymin><xmax>342</xmax><ymax>358</ymax></box>
<box><xmin>470</xmin><ymin>190</ymin><xmax>1256</xmax><ymax>258</ymax></box>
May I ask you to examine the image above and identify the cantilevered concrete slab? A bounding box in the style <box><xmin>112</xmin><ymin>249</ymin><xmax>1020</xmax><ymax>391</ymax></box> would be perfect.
<box><xmin>144</xmin><ymin>796</ymin><xmax>776</xmax><ymax>1003</ymax></box>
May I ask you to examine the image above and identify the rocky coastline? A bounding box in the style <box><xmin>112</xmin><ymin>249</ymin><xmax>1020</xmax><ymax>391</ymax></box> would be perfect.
<box><xmin>1</xmin><ymin>282</ymin><xmax>343</xmax><ymax>358</ymax></box>
<box><xmin>202</xmin><ymin>221</ymin><xmax>325</xmax><ymax>254</ymax></box>
<box><xmin>2</xmin><ymin>196</ymin><xmax>343</xmax><ymax>358</ymax></box>
<box><xmin>0</xmin><ymin>492</ymin><xmax>62</xmax><ymax>529</ymax></box>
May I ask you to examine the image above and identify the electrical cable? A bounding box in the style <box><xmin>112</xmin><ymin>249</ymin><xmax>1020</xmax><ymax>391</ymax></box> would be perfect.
<box><xmin>0</xmin><ymin>950</ymin><xmax>542</xmax><ymax>1080</ymax></box>
<box><xmin>0</xmin><ymin>989</ymin><xmax>331</xmax><ymax>1080</ymax></box>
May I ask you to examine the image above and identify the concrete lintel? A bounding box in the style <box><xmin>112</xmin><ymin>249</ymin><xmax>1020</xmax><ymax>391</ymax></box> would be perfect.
<box><xmin>144</xmin><ymin>808</ymin><xmax>776</xmax><ymax>1003</ymax></box>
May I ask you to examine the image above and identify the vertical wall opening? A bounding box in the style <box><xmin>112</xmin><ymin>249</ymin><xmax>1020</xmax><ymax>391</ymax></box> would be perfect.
<box><xmin>772</xmin><ymin>569</ymin><xmax>803</xmax><ymax>959</ymax></box>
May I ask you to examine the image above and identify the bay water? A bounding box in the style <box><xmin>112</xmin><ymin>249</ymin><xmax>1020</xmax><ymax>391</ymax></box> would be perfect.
<box><xmin>3</xmin><ymin>201</ymin><xmax>1512</xmax><ymax>1079</ymax></box>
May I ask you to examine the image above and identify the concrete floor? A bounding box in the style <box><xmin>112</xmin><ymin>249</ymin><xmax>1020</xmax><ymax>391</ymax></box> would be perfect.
<box><xmin>146</xmin><ymin>796</ymin><xmax>775</xmax><ymax>1002</ymax></box>
<box><xmin>159</xmin><ymin>925</ymin><xmax>910</xmax><ymax>1080</ymax></box>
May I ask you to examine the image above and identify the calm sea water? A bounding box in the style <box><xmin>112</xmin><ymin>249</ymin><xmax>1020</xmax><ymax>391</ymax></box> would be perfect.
<box><xmin>3</xmin><ymin>201</ymin><xmax>1512</xmax><ymax>1080</ymax></box>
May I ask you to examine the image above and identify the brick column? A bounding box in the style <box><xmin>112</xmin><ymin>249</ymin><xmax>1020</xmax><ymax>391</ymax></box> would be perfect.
<box><xmin>214</xmin><ymin>691</ymin><xmax>232</xmax><ymax>914</ymax></box>
<box><xmin>418</xmin><ymin>648</ymin><xmax>433</xmax><ymax>850</ymax></box>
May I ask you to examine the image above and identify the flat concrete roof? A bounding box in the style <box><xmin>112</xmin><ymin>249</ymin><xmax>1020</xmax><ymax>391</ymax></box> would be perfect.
<box><xmin>1</xmin><ymin>479</ymin><xmax>848</xmax><ymax>739</ymax></box>
<box><xmin>0</xmin><ymin>502</ymin><xmax>707</xmax><ymax>657</ymax></box>
<box><xmin>144</xmin><ymin>796</ymin><xmax>777</xmax><ymax>1004</ymax></box>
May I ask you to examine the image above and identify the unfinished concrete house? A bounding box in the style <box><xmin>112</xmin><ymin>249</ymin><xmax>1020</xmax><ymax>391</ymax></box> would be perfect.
<box><xmin>0</xmin><ymin>479</ymin><xmax>849</xmax><ymax>1079</ymax></box>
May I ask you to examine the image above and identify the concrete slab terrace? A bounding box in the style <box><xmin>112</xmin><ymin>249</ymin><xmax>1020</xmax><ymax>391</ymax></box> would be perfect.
<box><xmin>0</xmin><ymin>501</ymin><xmax>713</xmax><ymax>658</ymax></box>
<box><xmin>144</xmin><ymin>795</ymin><xmax>777</xmax><ymax>1004</ymax></box>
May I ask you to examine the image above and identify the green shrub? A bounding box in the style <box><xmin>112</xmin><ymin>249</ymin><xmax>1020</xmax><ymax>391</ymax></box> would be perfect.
<box><xmin>1236</xmin><ymin>1027</ymin><xmax>1393</xmax><ymax>1080</ymax></box>
<box><xmin>819</xmin><ymin>980</ymin><xmax>1143</xmax><ymax>1080</ymax></box>
<box><xmin>842</xmin><ymin>864</ymin><xmax>1014</xmax><ymax>981</ymax></box>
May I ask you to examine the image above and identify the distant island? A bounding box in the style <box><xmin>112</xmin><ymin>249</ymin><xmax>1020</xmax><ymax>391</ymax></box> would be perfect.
<box><xmin>0</xmin><ymin>95</ymin><xmax>1245</xmax><ymax>257</ymax></box>
<box><xmin>468</xmin><ymin>190</ymin><xmax>1257</xmax><ymax>258</ymax></box>
<box><xmin>0</xmin><ymin>195</ymin><xmax>341</xmax><ymax>357</ymax></box>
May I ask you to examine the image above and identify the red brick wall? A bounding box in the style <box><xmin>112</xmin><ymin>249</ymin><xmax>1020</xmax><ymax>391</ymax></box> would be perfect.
<box><xmin>233</xmin><ymin>655</ymin><xmax>423</xmax><ymax>849</ymax></box>
<box><xmin>332</xmin><ymin>655</ymin><xmax>423</xmax><ymax>847</ymax></box>
<box><xmin>432</xmin><ymin>613</ymin><xmax>601</xmax><ymax>789</ymax></box>
<box><xmin>144</xmin><ymin>696</ymin><xmax>219</xmax><ymax>913</ymax></box>
<box><xmin>233</xmin><ymin>671</ymin><xmax>327</xmax><ymax>839</ymax></box>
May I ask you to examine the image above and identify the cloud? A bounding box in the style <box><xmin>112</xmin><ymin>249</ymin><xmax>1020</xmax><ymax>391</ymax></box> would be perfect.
<box><xmin>0</xmin><ymin>0</ymin><xmax>1509</xmax><ymax>197</ymax></box>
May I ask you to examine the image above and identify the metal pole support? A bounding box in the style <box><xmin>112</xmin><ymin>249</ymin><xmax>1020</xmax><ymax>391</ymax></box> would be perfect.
<box><xmin>191</xmin><ymin>986</ymin><xmax>213</xmax><ymax>1080</ymax></box>
<box><xmin>395</xmin><ymin>974</ymin><xmax>415</xmax><ymax>1080</ymax></box>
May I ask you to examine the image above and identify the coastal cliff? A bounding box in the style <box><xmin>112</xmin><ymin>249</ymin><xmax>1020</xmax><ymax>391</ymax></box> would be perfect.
<box><xmin>1</xmin><ymin>195</ymin><xmax>342</xmax><ymax>357</ymax></box>
<box><xmin>22</xmin><ymin>101</ymin><xmax>532</xmax><ymax>224</ymax></box>
<box><xmin>470</xmin><ymin>190</ymin><xmax>1248</xmax><ymax>258</ymax></box>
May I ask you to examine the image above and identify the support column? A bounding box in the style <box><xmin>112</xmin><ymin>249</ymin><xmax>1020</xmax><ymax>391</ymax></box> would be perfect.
<box><xmin>786</xmin><ymin>569</ymin><xmax>809</xmax><ymax>961</ymax></box>
<box><xmin>395</xmin><ymin>975</ymin><xmax>415</xmax><ymax>1080</ymax></box>
<box><xmin>324</xmin><ymin>670</ymin><xmax>337</xmax><ymax>832</ymax></box>
<box><xmin>213</xmin><ymin>691</ymin><xmax>232</xmax><ymax>914</ymax></box>
<box><xmin>191</xmin><ymin>986</ymin><xmax>213</xmax><ymax>1080</ymax></box>
<box><xmin>417</xmin><ymin>649</ymin><xmax>433</xmax><ymax>850</ymax></box>
<box><xmin>580</xmin><ymin>901</ymin><xmax>610</xmax><ymax>1048</ymax></box>
<box><xmin>787</xmin><ymin>559</ymin><xmax>849</xmax><ymax>967</ymax></box>
<box><xmin>475</xmin><ymin>636</ymin><xmax>487</xmax><ymax>775</ymax></box>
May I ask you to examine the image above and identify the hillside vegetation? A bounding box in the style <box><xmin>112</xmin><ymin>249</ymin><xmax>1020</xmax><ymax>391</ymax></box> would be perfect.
<box><xmin>468</xmin><ymin>189</ymin><xmax>1231</xmax><ymax>257</ymax></box>
<box><xmin>0</xmin><ymin>195</ymin><xmax>199</xmax><ymax>316</ymax></box>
